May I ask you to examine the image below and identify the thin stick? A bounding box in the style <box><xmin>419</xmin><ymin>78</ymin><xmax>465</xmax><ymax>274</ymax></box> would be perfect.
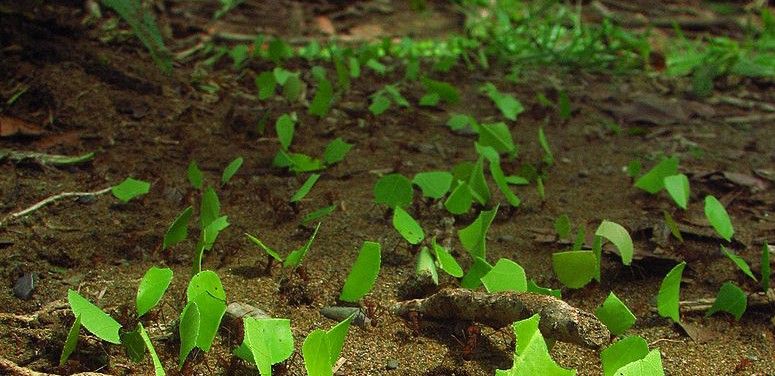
<box><xmin>0</xmin><ymin>355</ymin><xmax>109</xmax><ymax>376</ymax></box>
<box><xmin>392</xmin><ymin>288</ymin><xmax>610</xmax><ymax>349</ymax></box>
<box><xmin>0</xmin><ymin>187</ymin><xmax>112</xmax><ymax>227</ymax></box>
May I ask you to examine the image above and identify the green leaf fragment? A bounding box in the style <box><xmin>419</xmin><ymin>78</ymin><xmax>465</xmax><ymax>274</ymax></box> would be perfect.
<box><xmin>303</xmin><ymin>329</ymin><xmax>332</xmax><ymax>376</ymax></box>
<box><xmin>392</xmin><ymin>207</ymin><xmax>425</xmax><ymax>245</ymax></box>
<box><xmin>199</xmin><ymin>187</ymin><xmax>221</xmax><ymax>229</ymax></box>
<box><xmin>432</xmin><ymin>238</ymin><xmax>463</xmax><ymax>278</ymax></box>
<box><xmin>340</xmin><ymin>241</ymin><xmax>381</xmax><ymax>302</ymax></box>
<box><xmin>595</xmin><ymin>292</ymin><xmax>636</xmax><ymax>336</ymax></box>
<box><xmin>415</xmin><ymin>246</ymin><xmax>439</xmax><ymax>285</ymax></box>
<box><xmin>323</xmin><ymin>138</ymin><xmax>353</xmax><ymax>165</ymax></box>
<box><xmin>221</xmin><ymin>157</ymin><xmax>243</xmax><ymax>185</ymax></box>
<box><xmin>634</xmin><ymin>157</ymin><xmax>679</xmax><ymax>194</ymax></box>
<box><xmin>657</xmin><ymin>261</ymin><xmax>686</xmax><ymax>323</ymax></box>
<box><xmin>458</xmin><ymin>205</ymin><xmax>498</xmax><ymax>259</ymax></box>
<box><xmin>496</xmin><ymin>314</ymin><xmax>576</xmax><ymax>376</ymax></box>
<box><xmin>303</xmin><ymin>205</ymin><xmax>336</xmax><ymax>224</ymax></box>
<box><xmin>481</xmin><ymin>258</ymin><xmax>527</xmax><ymax>293</ymax></box>
<box><xmin>246</xmin><ymin>233</ymin><xmax>283</xmax><ymax>262</ymax></box>
<box><xmin>373</xmin><ymin>173</ymin><xmax>414</xmax><ymax>208</ymax></box>
<box><xmin>706</xmin><ymin>281</ymin><xmax>747</xmax><ymax>320</ymax></box>
<box><xmin>460</xmin><ymin>256</ymin><xmax>492</xmax><ymax>289</ymax></box>
<box><xmin>614</xmin><ymin>349</ymin><xmax>664</xmax><ymax>376</ymax></box>
<box><xmin>187</xmin><ymin>161</ymin><xmax>203</xmax><ymax>190</ymax></box>
<box><xmin>478</xmin><ymin>122</ymin><xmax>517</xmax><ymax>158</ymax></box>
<box><xmin>762</xmin><ymin>242</ymin><xmax>771</xmax><ymax>292</ymax></box>
<box><xmin>284</xmin><ymin>222</ymin><xmax>321</xmax><ymax>269</ymax></box>
<box><xmin>112</xmin><ymin>177</ymin><xmax>150</xmax><ymax>203</ymax></box>
<box><xmin>595</xmin><ymin>220</ymin><xmax>634</xmax><ymax>266</ymax></box>
<box><xmin>163</xmin><ymin>206</ymin><xmax>193</xmax><ymax>250</ymax></box>
<box><xmin>704</xmin><ymin>195</ymin><xmax>734</xmax><ymax>242</ymax></box>
<box><xmin>552</xmin><ymin>251</ymin><xmax>597</xmax><ymax>289</ymax></box>
<box><xmin>309</xmin><ymin>78</ymin><xmax>334</xmax><ymax>117</ymax></box>
<box><xmin>137</xmin><ymin>323</ymin><xmax>165</xmax><ymax>376</ymax></box>
<box><xmin>178</xmin><ymin>301</ymin><xmax>200</xmax><ymax>368</ymax></box>
<box><xmin>136</xmin><ymin>267</ymin><xmax>173</xmax><ymax>317</ymax></box>
<box><xmin>59</xmin><ymin>315</ymin><xmax>81</xmax><ymax>366</ymax></box>
<box><xmin>291</xmin><ymin>174</ymin><xmax>321</xmax><ymax>203</ymax></box>
<box><xmin>722</xmin><ymin>246</ymin><xmax>756</xmax><ymax>281</ymax></box>
<box><xmin>444</xmin><ymin>181</ymin><xmax>473</xmax><ymax>215</ymax></box>
<box><xmin>276</xmin><ymin>114</ymin><xmax>296</xmax><ymax>150</ymax></box>
<box><xmin>186</xmin><ymin>271</ymin><xmax>227</xmax><ymax>352</ymax></box>
<box><xmin>538</xmin><ymin>126</ymin><xmax>554</xmax><ymax>165</ymax></box>
<box><xmin>412</xmin><ymin>171</ymin><xmax>453</xmax><ymax>199</ymax></box>
<box><xmin>67</xmin><ymin>289</ymin><xmax>122</xmax><ymax>344</ymax></box>
<box><xmin>663</xmin><ymin>174</ymin><xmax>690</xmax><ymax>209</ymax></box>
<box><xmin>256</xmin><ymin>71</ymin><xmax>276</xmax><ymax>100</ymax></box>
<box><xmin>601</xmin><ymin>336</ymin><xmax>649</xmax><ymax>376</ymax></box>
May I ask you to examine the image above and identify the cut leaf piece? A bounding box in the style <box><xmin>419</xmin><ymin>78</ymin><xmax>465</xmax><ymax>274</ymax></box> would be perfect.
<box><xmin>458</xmin><ymin>205</ymin><xmax>499</xmax><ymax>259</ymax></box>
<box><xmin>601</xmin><ymin>336</ymin><xmax>649</xmax><ymax>376</ymax></box>
<box><xmin>67</xmin><ymin>290</ymin><xmax>121</xmax><ymax>344</ymax></box>
<box><xmin>481</xmin><ymin>258</ymin><xmax>527</xmax><ymax>293</ymax></box>
<box><xmin>59</xmin><ymin>315</ymin><xmax>81</xmax><ymax>366</ymax></box>
<box><xmin>323</xmin><ymin>138</ymin><xmax>353</xmax><ymax>165</ymax></box>
<box><xmin>721</xmin><ymin>246</ymin><xmax>756</xmax><ymax>281</ymax></box>
<box><xmin>657</xmin><ymin>261</ymin><xmax>686</xmax><ymax>323</ymax></box>
<box><xmin>432</xmin><ymin>238</ymin><xmax>463</xmax><ymax>278</ymax></box>
<box><xmin>478</xmin><ymin>122</ymin><xmax>516</xmax><ymax>158</ymax></box>
<box><xmin>178</xmin><ymin>301</ymin><xmax>200</xmax><ymax>368</ymax></box>
<box><xmin>416</xmin><ymin>246</ymin><xmax>439</xmax><ymax>285</ymax></box>
<box><xmin>246</xmin><ymin>233</ymin><xmax>283</xmax><ymax>262</ymax></box>
<box><xmin>163</xmin><ymin>206</ymin><xmax>193</xmax><ymax>250</ymax></box>
<box><xmin>495</xmin><ymin>314</ymin><xmax>576</xmax><ymax>376</ymax></box>
<box><xmin>243</xmin><ymin>317</ymin><xmax>295</xmax><ymax>371</ymax></box>
<box><xmin>392</xmin><ymin>207</ymin><xmax>425</xmax><ymax>245</ymax></box>
<box><xmin>187</xmin><ymin>161</ymin><xmax>203</xmax><ymax>190</ymax></box>
<box><xmin>460</xmin><ymin>256</ymin><xmax>493</xmax><ymax>289</ymax></box>
<box><xmin>302</xmin><ymin>329</ymin><xmax>332</xmax><ymax>376</ymax></box>
<box><xmin>186</xmin><ymin>271</ymin><xmax>227</xmax><ymax>352</ymax></box>
<box><xmin>444</xmin><ymin>181</ymin><xmax>473</xmax><ymax>215</ymax></box>
<box><xmin>595</xmin><ymin>292</ymin><xmax>636</xmax><ymax>336</ymax></box>
<box><xmin>284</xmin><ymin>222</ymin><xmax>321</xmax><ymax>269</ymax></box>
<box><xmin>339</xmin><ymin>241</ymin><xmax>381</xmax><ymax>302</ymax></box>
<box><xmin>291</xmin><ymin>174</ymin><xmax>321</xmax><ymax>203</ymax></box>
<box><xmin>552</xmin><ymin>251</ymin><xmax>596</xmax><ymax>289</ymax></box>
<box><xmin>614</xmin><ymin>348</ymin><xmax>664</xmax><ymax>376</ymax></box>
<box><xmin>467</xmin><ymin>156</ymin><xmax>490</xmax><ymax>205</ymax></box>
<box><xmin>663</xmin><ymin>174</ymin><xmax>690</xmax><ymax>209</ymax></box>
<box><xmin>595</xmin><ymin>220</ymin><xmax>634</xmax><ymax>266</ymax></box>
<box><xmin>412</xmin><ymin>171</ymin><xmax>453</xmax><ymax>199</ymax></box>
<box><xmin>221</xmin><ymin>157</ymin><xmax>243</xmax><ymax>185</ymax></box>
<box><xmin>634</xmin><ymin>157</ymin><xmax>679</xmax><ymax>194</ymax></box>
<box><xmin>303</xmin><ymin>205</ymin><xmax>336</xmax><ymax>224</ymax></box>
<box><xmin>762</xmin><ymin>242</ymin><xmax>771</xmax><ymax>292</ymax></box>
<box><xmin>373</xmin><ymin>173</ymin><xmax>414</xmax><ymax>208</ymax></box>
<box><xmin>136</xmin><ymin>267</ymin><xmax>173</xmax><ymax>317</ymax></box>
<box><xmin>704</xmin><ymin>195</ymin><xmax>734</xmax><ymax>242</ymax></box>
<box><xmin>112</xmin><ymin>177</ymin><xmax>150</xmax><ymax>203</ymax></box>
<box><xmin>275</xmin><ymin>114</ymin><xmax>295</xmax><ymax>150</ymax></box>
<box><xmin>706</xmin><ymin>281</ymin><xmax>747</xmax><ymax>320</ymax></box>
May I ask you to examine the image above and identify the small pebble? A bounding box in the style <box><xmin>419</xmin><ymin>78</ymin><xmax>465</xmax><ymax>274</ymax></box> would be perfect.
<box><xmin>386</xmin><ymin>359</ymin><xmax>399</xmax><ymax>370</ymax></box>
<box><xmin>13</xmin><ymin>272</ymin><xmax>35</xmax><ymax>300</ymax></box>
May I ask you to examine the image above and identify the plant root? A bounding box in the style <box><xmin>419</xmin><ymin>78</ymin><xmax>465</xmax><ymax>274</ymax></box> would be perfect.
<box><xmin>0</xmin><ymin>187</ymin><xmax>111</xmax><ymax>228</ymax></box>
<box><xmin>392</xmin><ymin>288</ymin><xmax>610</xmax><ymax>349</ymax></box>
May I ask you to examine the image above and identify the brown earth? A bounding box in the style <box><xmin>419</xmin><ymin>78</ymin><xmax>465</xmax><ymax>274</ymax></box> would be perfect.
<box><xmin>1</xmin><ymin>1</ymin><xmax>775</xmax><ymax>375</ymax></box>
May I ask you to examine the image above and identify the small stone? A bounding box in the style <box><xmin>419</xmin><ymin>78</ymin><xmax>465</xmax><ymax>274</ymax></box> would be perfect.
<box><xmin>386</xmin><ymin>359</ymin><xmax>399</xmax><ymax>370</ymax></box>
<box><xmin>13</xmin><ymin>272</ymin><xmax>35</xmax><ymax>300</ymax></box>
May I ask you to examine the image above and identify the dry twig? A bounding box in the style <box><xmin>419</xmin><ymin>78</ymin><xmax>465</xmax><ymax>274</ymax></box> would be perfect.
<box><xmin>0</xmin><ymin>355</ymin><xmax>109</xmax><ymax>376</ymax></box>
<box><xmin>0</xmin><ymin>187</ymin><xmax>112</xmax><ymax>228</ymax></box>
<box><xmin>392</xmin><ymin>288</ymin><xmax>610</xmax><ymax>349</ymax></box>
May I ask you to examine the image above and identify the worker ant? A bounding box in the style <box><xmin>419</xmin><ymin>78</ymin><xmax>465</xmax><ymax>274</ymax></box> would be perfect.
<box><xmin>451</xmin><ymin>322</ymin><xmax>480</xmax><ymax>361</ymax></box>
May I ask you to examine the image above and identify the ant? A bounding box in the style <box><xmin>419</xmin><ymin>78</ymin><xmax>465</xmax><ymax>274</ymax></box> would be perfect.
<box><xmin>452</xmin><ymin>322</ymin><xmax>480</xmax><ymax>361</ymax></box>
<box><xmin>406</xmin><ymin>311</ymin><xmax>423</xmax><ymax>337</ymax></box>
<box><xmin>363</xmin><ymin>299</ymin><xmax>385</xmax><ymax>327</ymax></box>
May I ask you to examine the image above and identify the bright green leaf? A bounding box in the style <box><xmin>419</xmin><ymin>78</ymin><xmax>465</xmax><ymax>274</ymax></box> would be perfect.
<box><xmin>595</xmin><ymin>220</ymin><xmax>634</xmax><ymax>266</ymax></box>
<box><xmin>601</xmin><ymin>336</ymin><xmax>649</xmax><ymax>376</ymax></box>
<box><xmin>255</xmin><ymin>71</ymin><xmax>276</xmax><ymax>100</ymax></box>
<box><xmin>468</xmin><ymin>156</ymin><xmax>490</xmax><ymax>205</ymax></box>
<box><xmin>478</xmin><ymin>122</ymin><xmax>516</xmax><ymax>158</ymax></box>
<box><xmin>722</xmin><ymin>246</ymin><xmax>756</xmax><ymax>281</ymax></box>
<box><xmin>421</xmin><ymin>77</ymin><xmax>460</xmax><ymax>104</ymax></box>
<box><xmin>246</xmin><ymin>233</ymin><xmax>283</xmax><ymax>262</ymax></box>
<box><xmin>163</xmin><ymin>206</ymin><xmax>193</xmax><ymax>250</ymax></box>
<box><xmin>459</xmin><ymin>205</ymin><xmax>499</xmax><ymax>259</ymax></box>
<box><xmin>762</xmin><ymin>242</ymin><xmax>771</xmax><ymax>292</ymax></box>
<box><xmin>112</xmin><ymin>177</ymin><xmax>150</xmax><ymax>203</ymax></box>
<box><xmin>373</xmin><ymin>173</ymin><xmax>413</xmax><ymax>208</ymax></box>
<box><xmin>284</xmin><ymin>222</ymin><xmax>321</xmax><ymax>269</ymax></box>
<box><xmin>706</xmin><ymin>281</ymin><xmax>747</xmax><ymax>320</ymax></box>
<box><xmin>178</xmin><ymin>301</ymin><xmax>199</xmax><ymax>368</ymax></box>
<box><xmin>200</xmin><ymin>187</ymin><xmax>221</xmax><ymax>229</ymax></box>
<box><xmin>657</xmin><ymin>261</ymin><xmax>686</xmax><ymax>323</ymax></box>
<box><xmin>663</xmin><ymin>174</ymin><xmax>690</xmax><ymax>209</ymax></box>
<box><xmin>291</xmin><ymin>174</ymin><xmax>320</xmax><ymax>203</ymax></box>
<box><xmin>369</xmin><ymin>94</ymin><xmax>391</xmax><ymax>115</ymax></box>
<box><xmin>538</xmin><ymin>126</ymin><xmax>554</xmax><ymax>166</ymax></box>
<box><xmin>481</xmin><ymin>258</ymin><xmax>527</xmax><ymax>293</ymax></box>
<box><xmin>323</xmin><ymin>138</ymin><xmax>353</xmax><ymax>165</ymax></box>
<box><xmin>634</xmin><ymin>157</ymin><xmax>679</xmax><ymax>194</ymax></box>
<box><xmin>392</xmin><ymin>207</ymin><xmax>425</xmax><ymax>245</ymax></box>
<box><xmin>303</xmin><ymin>329</ymin><xmax>332</xmax><ymax>376</ymax></box>
<box><xmin>309</xmin><ymin>78</ymin><xmax>334</xmax><ymax>117</ymax></box>
<box><xmin>495</xmin><ymin>314</ymin><xmax>576</xmax><ymax>376</ymax></box>
<box><xmin>276</xmin><ymin>114</ymin><xmax>295</xmax><ymax>150</ymax></box>
<box><xmin>67</xmin><ymin>289</ymin><xmax>122</xmax><ymax>344</ymax></box>
<box><xmin>552</xmin><ymin>251</ymin><xmax>597</xmax><ymax>289</ymax></box>
<box><xmin>325</xmin><ymin>314</ymin><xmax>353</xmax><ymax>366</ymax></box>
<box><xmin>136</xmin><ymin>267</ymin><xmax>173</xmax><ymax>317</ymax></box>
<box><xmin>221</xmin><ymin>157</ymin><xmax>243</xmax><ymax>185</ymax></box>
<box><xmin>137</xmin><ymin>323</ymin><xmax>165</xmax><ymax>376</ymax></box>
<box><xmin>704</xmin><ymin>195</ymin><xmax>734</xmax><ymax>242</ymax></box>
<box><xmin>444</xmin><ymin>181</ymin><xmax>473</xmax><ymax>215</ymax></box>
<box><xmin>186</xmin><ymin>271</ymin><xmax>227</xmax><ymax>352</ymax></box>
<box><xmin>554</xmin><ymin>214</ymin><xmax>571</xmax><ymax>239</ymax></box>
<box><xmin>432</xmin><ymin>238</ymin><xmax>463</xmax><ymax>278</ymax></box>
<box><xmin>244</xmin><ymin>317</ymin><xmax>295</xmax><ymax>371</ymax></box>
<box><xmin>415</xmin><ymin>246</ymin><xmax>438</xmax><ymax>285</ymax></box>
<box><xmin>340</xmin><ymin>241</ymin><xmax>381</xmax><ymax>302</ymax></box>
<box><xmin>460</xmin><ymin>256</ymin><xmax>493</xmax><ymax>289</ymax></box>
<box><xmin>303</xmin><ymin>205</ymin><xmax>336</xmax><ymax>224</ymax></box>
<box><xmin>595</xmin><ymin>292</ymin><xmax>636</xmax><ymax>336</ymax></box>
<box><xmin>59</xmin><ymin>315</ymin><xmax>81</xmax><ymax>366</ymax></box>
<box><xmin>614</xmin><ymin>349</ymin><xmax>665</xmax><ymax>375</ymax></box>
<box><xmin>527</xmin><ymin>280</ymin><xmax>561</xmax><ymax>298</ymax></box>
<box><xmin>412</xmin><ymin>171</ymin><xmax>453</xmax><ymax>199</ymax></box>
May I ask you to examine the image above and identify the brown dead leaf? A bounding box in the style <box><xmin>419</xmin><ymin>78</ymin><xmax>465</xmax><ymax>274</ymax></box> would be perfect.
<box><xmin>34</xmin><ymin>130</ymin><xmax>81</xmax><ymax>150</ymax></box>
<box><xmin>678</xmin><ymin>321</ymin><xmax>716</xmax><ymax>344</ymax></box>
<box><xmin>0</xmin><ymin>115</ymin><xmax>44</xmax><ymax>137</ymax></box>
<box><xmin>315</xmin><ymin>16</ymin><xmax>336</xmax><ymax>35</ymax></box>
<box><xmin>723</xmin><ymin>171</ymin><xmax>770</xmax><ymax>192</ymax></box>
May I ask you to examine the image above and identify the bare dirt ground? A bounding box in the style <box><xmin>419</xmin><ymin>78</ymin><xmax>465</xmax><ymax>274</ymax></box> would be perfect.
<box><xmin>1</xmin><ymin>1</ymin><xmax>775</xmax><ymax>375</ymax></box>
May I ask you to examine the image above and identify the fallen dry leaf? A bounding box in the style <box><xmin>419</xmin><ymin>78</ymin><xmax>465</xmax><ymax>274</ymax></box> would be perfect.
<box><xmin>0</xmin><ymin>115</ymin><xmax>44</xmax><ymax>137</ymax></box>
